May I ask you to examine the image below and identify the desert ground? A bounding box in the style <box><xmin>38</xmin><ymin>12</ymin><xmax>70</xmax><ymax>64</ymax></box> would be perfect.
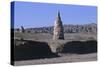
<box><xmin>13</xmin><ymin>32</ymin><xmax>97</xmax><ymax>66</ymax></box>
<box><xmin>15</xmin><ymin>53</ymin><xmax>97</xmax><ymax>66</ymax></box>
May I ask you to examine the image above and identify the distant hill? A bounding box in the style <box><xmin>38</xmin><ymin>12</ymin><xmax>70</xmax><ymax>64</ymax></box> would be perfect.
<box><xmin>14</xmin><ymin>23</ymin><xmax>97</xmax><ymax>34</ymax></box>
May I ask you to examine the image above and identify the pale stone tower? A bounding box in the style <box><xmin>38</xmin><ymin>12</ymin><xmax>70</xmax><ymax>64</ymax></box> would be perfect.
<box><xmin>53</xmin><ymin>11</ymin><xmax>64</xmax><ymax>40</ymax></box>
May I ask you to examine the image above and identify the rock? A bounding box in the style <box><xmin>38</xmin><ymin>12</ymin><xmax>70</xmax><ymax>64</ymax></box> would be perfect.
<box><xmin>53</xmin><ymin>11</ymin><xmax>64</xmax><ymax>40</ymax></box>
<box><xmin>21</xmin><ymin>26</ymin><xmax>25</xmax><ymax>33</ymax></box>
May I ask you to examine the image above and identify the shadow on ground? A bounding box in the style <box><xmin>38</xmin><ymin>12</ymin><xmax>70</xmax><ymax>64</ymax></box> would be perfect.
<box><xmin>62</xmin><ymin>40</ymin><xmax>97</xmax><ymax>54</ymax></box>
<box><xmin>14</xmin><ymin>40</ymin><xmax>59</xmax><ymax>61</ymax></box>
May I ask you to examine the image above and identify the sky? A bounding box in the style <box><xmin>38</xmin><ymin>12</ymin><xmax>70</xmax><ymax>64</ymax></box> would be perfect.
<box><xmin>12</xmin><ymin>1</ymin><xmax>97</xmax><ymax>28</ymax></box>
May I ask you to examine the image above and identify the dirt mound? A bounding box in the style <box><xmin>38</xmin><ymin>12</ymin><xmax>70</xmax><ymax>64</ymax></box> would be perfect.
<box><xmin>14</xmin><ymin>39</ymin><xmax>59</xmax><ymax>61</ymax></box>
<box><xmin>61</xmin><ymin>40</ymin><xmax>97</xmax><ymax>54</ymax></box>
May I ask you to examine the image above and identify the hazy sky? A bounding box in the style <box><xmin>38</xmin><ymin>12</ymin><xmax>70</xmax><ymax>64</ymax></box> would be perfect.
<box><xmin>12</xmin><ymin>1</ymin><xmax>97</xmax><ymax>28</ymax></box>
